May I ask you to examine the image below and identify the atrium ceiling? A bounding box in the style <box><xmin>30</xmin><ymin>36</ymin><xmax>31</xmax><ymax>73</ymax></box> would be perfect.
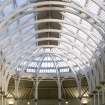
<box><xmin>0</xmin><ymin>0</ymin><xmax>105</xmax><ymax>75</ymax></box>
<box><xmin>0</xmin><ymin>0</ymin><xmax>105</xmax><ymax>104</ymax></box>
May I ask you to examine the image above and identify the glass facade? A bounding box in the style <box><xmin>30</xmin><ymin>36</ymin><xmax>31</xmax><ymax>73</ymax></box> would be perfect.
<box><xmin>0</xmin><ymin>0</ymin><xmax>105</xmax><ymax>74</ymax></box>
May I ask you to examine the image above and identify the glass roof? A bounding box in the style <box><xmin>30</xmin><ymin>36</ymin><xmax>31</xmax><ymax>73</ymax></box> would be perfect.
<box><xmin>0</xmin><ymin>0</ymin><xmax>105</xmax><ymax>74</ymax></box>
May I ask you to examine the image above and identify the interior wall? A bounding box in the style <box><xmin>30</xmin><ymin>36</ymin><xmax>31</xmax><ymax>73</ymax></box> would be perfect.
<box><xmin>0</xmin><ymin>97</ymin><xmax>92</xmax><ymax>105</ymax></box>
<box><xmin>15</xmin><ymin>99</ymin><xmax>88</xmax><ymax>105</ymax></box>
<box><xmin>16</xmin><ymin>99</ymin><xmax>79</xmax><ymax>105</ymax></box>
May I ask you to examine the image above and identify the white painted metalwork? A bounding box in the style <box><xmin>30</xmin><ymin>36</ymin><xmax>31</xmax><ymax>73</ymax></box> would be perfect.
<box><xmin>0</xmin><ymin>0</ymin><xmax>105</xmax><ymax>102</ymax></box>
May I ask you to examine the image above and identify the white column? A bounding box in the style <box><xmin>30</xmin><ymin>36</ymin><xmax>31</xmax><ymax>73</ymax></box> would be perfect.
<box><xmin>97</xmin><ymin>90</ymin><xmax>100</xmax><ymax>105</ymax></box>
<box><xmin>102</xmin><ymin>85</ymin><xmax>105</xmax><ymax>104</ymax></box>
<box><xmin>14</xmin><ymin>76</ymin><xmax>19</xmax><ymax>105</ymax></box>
<box><xmin>93</xmin><ymin>93</ymin><xmax>96</xmax><ymax>105</ymax></box>
<box><xmin>33</xmin><ymin>78</ymin><xmax>39</xmax><ymax>105</ymax></box>
<box><xmin>78</xmin><ymin>79</ymin><xmax>82</xmax><ymax>105</ymax></box>
<box><xmin>1</xmin><ymin>65</ymin><xmax>3</xmax><ymax>105</ymax></box>
<box><xmin>1</xmin><ymin>92</ymin><xmax>3</xmax><ymax>105</ymax></box>
<box><xmin>3</xmin><ymin>94</ymin><xmax>7</xmax><ymax>105</ymax></box>
<box><xmin>57</xmin><ymin>80</ymin><xmax>62</xmax><ymax>105</ymax></box>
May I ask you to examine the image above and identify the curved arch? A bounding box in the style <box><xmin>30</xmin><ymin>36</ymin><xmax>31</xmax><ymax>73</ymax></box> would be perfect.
<box><xmin>0</xmin><ymin>1</ymin><xmax>104</xmax><ymax>36</ymax></box>
<box><xmin>80</xmin><ymin>76</ymin><xmax>89</xmax><ymax>98</ymax></box>
<box><xmin>16</xmin><ymin>51</ymin><xmax>92</xmax><ymax>94</ymax></box>
<box><xmin>0</xmin><ymin>19</ymin><xmax>102</xmax><ymax>67</ymax></box>
<box><xmin>14</xmin><ymin>47</ymin><xmax>88</xmax><ymax>69</ymax></box>
<box><xmin>0</xmin><ymin>20</ymin><xmax>100</xmax><ymax>72</ymax></box>
<box><xmin>16</xmin><ymin>51</ymin><xmax>85</xmax><ymax>94</ymax></box>
<box><xmin>0</xmin><ymin>0</ymin><xmax>104</xmax><ymax>95</ymax></box>
<box><xmin>1</xmin><ymin>17</ymin><xmax>98</xmax><ymax>52</ymax></box>
<box><xmin>7</xmin><ymin>77</ymin><xmax>15</xmax><ymax>98</ymax></box>
<box><xmin>1</xmin><ymin>18</ymin><xmax>102</xmax><ymax>88</ymax></box>
<box><xmin>0</xmin><ymin>7</ymin><xmax>104</xmax><ymax>40</ymax></box>
<box><xmin>3</xmin><ymin>27</ymin><xmax>94</xmax><ymax>61</ymax></box>
<box><xmin>9</xmin><ymin>44</ymin><xmax>99</xmax><ymax>93</ymax></box>
<box><xmin>18</xmin><ymin>79</ymin><xmax>33</xmax><ymax>99</ymax></box>
<box><xmin>2</xmin><ymin>31</ymin><xmax>92</xmax><ymax>59</ymax></box>
<box><xmin>1</xmin><ymin>12</ymin><xmax>100</xmax><ymax>50</ymax></box>
<box><xmin>0</xmin><ymin>4</ymin><xmax>103</xmax><ymax>81</ymax></box>
<box><xmin>8</xmin><ymin>41</ymin><xmax>90</xmax><ymax>68</ymax></box>
<box><xmin>0</xmin><ymin>0</ymin><xmax>105</xmax><ymax>13</ymax></box>
<box><xmin>1</xmin><ymin>10</ymin><xmax>101</xmax><ymax>46</ymax></box>
<box><xmin>62</xmin><ymin>79</ymin><xmax>79</xmax><ymax>99</ymax></box>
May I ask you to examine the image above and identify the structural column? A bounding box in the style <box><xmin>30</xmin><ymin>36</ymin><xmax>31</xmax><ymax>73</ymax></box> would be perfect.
<box><xmin>98</xmin><ymin>90</ymin><xmax>100</xmax><ymax>105</ymax></box>
<box><xmin>14</xmin><ymin>76</ymin><xmax>19</xmax><ymax>105</ymax></box>
<box><xmin>0</xmin><ymin>64</ymin><xmax>4</xmax><ymax>105</ymax></box>
<box><xmin>33</xmin><ymin>77</ymin><xmax>39</xmax><ymax>105</ymax></box>
<box><xmin>4</xmin><ymin>94</ymin><xmax>7</xmax><ymax>105</ymax></box>
<box><xmin>93</xmin><ymin>92</ymin><xmax>97</xmax><ymax>105</ymax></box>
<box><xmin>101</xmin><ymin>83</ymin><xmax>105</xmax><ymax>105</ymax></box>
<box><xmin>102</xmin><ymin>88</ymin><xmax>105</xmax><ymax>104</ymax></box>
<box><xmin>57</xmin><ymin>79</ymin><xmax>62</xmax><ymax>105</ymax></box>
<box><xmin>1</xmin><ymin>91</ymin><xmax>4</xmax><ymax>105</ymax></box>
<box><xmin>77</xmin><ymin>76</ymin><xmax>82</xmax><ymax>105</ymax></box>
<box><xmin>97</xmin><ymin>88</ymin><xmax>101</xmax><ymax>105</ymax></box>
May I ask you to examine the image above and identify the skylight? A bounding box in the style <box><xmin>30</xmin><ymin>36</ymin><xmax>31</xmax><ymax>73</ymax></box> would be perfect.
<box><xmin>0</xmin><ymin>0</ymin><xmax>104</xmax><ymax>75</ymax></box>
